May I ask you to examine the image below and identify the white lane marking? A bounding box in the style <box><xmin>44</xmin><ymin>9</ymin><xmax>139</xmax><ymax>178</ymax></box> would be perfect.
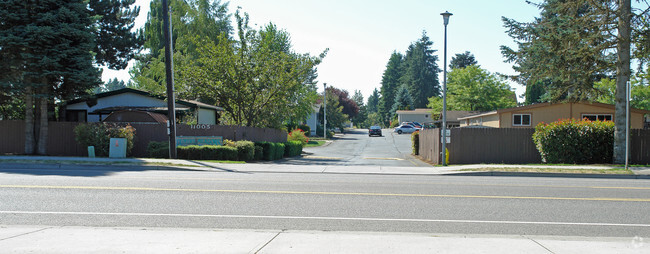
<box><xmin>1</xmin><ymin>211</ymin><xmax>649</xmax><ymax>228</ymax></box>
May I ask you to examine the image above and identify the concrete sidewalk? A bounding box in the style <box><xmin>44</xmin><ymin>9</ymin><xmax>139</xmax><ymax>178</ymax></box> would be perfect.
<box><xmin>1</xmin><ymin>155</ymin><xmax>650</xmax><ymax>177</ymax></box>
<box><xmin>0</xmin><ymin>225</ymin><xmax>647</xmax><ymax>254</ymax></box>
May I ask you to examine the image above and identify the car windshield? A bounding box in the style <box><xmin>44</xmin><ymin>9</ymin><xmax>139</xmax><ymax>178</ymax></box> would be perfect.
<box><xmin>370</xmin><ymin>126</ymin><xmax>381</xmax><ymax>130</ymax></box>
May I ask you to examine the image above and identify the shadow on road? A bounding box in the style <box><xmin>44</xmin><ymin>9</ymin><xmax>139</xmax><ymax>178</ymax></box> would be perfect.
<box><xmin>0</xmin><ymin>162</ymin><xmax>240</xmax><ymax>177</ymax></box>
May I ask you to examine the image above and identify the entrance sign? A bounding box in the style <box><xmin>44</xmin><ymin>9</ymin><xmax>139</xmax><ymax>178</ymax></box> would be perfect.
<box><xmin>176</xmin><ymin>136</ymin><xmax>223</xmax><ymax>146</ymax></box>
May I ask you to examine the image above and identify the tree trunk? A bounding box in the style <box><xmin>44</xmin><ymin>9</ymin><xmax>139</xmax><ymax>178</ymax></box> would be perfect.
<box><xmin>24</xmin><ymin>86</ymin><xmax>34</xmax><ymax>155</ymax></box>
<box><xmin>614</xmin><ymin>0</ymin><xmax>631</xmax><ymax>164</ymax></box>
<box><xmin>37</xmin><ymin>86</ymin><xmax>48</xmax><ymax>155</ymax></box>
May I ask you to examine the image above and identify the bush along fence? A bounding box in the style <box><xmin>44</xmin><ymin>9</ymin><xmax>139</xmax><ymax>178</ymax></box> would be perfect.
<box><xmin>417</xmin><ymin>124</ymin><xmax>650</xmax><ymax>165</ymax></box>
<box><xmin>0</xmin><ymin>121</ymin><xmax>288</xmax><ymax>157</ymax></box>
<box><xmin>533</xmin><ymin>119</ymin><xmax>614</xmax><ymax>164</ymax></box>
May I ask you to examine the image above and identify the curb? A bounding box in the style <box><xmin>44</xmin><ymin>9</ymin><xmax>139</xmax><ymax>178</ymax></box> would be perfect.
<box><xmin>449</xmin><ymin>171</ymin><xmax>650</xmax><ymax>179</ymax></box>
<box><xmin>1</xmin><ymin>162</ymin><xmax>649</xmax><ymax>179</ymax></box>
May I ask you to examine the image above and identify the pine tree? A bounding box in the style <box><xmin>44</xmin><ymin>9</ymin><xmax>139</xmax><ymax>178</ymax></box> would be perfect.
<box><xmin>0</xmin><ymin>0</ymin><xmax>141</xmax><ymax>155</ymax></box>
<box><xmin>400</xmin><ymin>31</ymin><xmax>441</xmax><ymax>109</ymax></box>
<box><xmin>378</xmin><ymin>52</ymin><xmax>403</xmax><ymax>125</ymax></box>
<box><xmin>366</xmin><ymin>88</ymin><xmax>380</xmax><ymax>113</ymax></box>
<box><xmin>450</xmin><ymin>51</ymin><xmax>477</xmax><ymax>69</ymax></box>
<box><xmin>390</xmin><ymin>85</ymin><xmax>414</xmax><ymax>116</ymax></box>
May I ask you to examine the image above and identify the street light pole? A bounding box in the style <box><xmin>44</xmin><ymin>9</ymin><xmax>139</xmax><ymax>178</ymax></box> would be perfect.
<box><xmin>323</xmin><ymin>83</ymin><xmax>327</xmax><ymax>139</ymax></box>
<box><xmin>440</xmin><ymin>11</ymin><xmax>452</xmax><ymax>166</ymax></box>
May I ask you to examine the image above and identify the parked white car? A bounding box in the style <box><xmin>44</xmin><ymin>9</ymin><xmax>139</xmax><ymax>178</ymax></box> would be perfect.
<box><xmin>394</xmin><ymin>125</ymin><xmax>418</xmax><ymax>134</ymax></box>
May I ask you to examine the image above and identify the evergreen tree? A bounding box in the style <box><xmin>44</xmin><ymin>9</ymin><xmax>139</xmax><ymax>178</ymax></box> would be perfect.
<box><xmin>450</xmin><ymin>51</ymin><xmax>477</xmax><ymax>69</ymax></box>
<box><xmin>390</xmin><ymin>85</ymin><xmax>414</xmax><ymax>116</ymax></box>
<box><xmin>0</xmin><ymin>0</ymin><xmax>141</xmax><ymax>155</ymax></box>
<box><xmin>524</xmin><ymin>79</ymin><xmax>550</xmax><ymax>105</ymax></box>
<box><xmin>501</xmin><ymin>0</ymin><xmax>650</xmax><ymax>163</ymax></box>
<box><xmin>400</xmin><ymin>31</ymin><xmax>441</xmax><ymax>108</ymax></box>
<box><xmin>351</xmin><ymin>90</ymin><xmax>367</xmax><ymax>128</ymax></box>
<box><xmin>89</xmin><ymin>0</ymin><xmax>144</xmax><ymax>69</ymax></box>
<box><xmin>501</xmin><ymin>0</ymin><xmax>614</xmax><ymax>102</ymax></box>
<box><xmin>366</xmin><ymin>88</ymin><xmax>380</xmax><ymax>113</ymax></box>
<box><xmin>378</xmin><ymin>52</ymin><xmax>403</xmax><ymax>125</ymax></box>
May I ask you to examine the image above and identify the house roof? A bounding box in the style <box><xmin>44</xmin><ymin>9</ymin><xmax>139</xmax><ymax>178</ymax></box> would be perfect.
<box><xmin>457</xmin><ymin>111</ymin><xmax>498</xmax><ymax>120</ymax></box>
<box><xmin>438</xmin><ymin>111</ymin><xmax>484</xmax><ymax>121</ymax></box>
<box><xmin>395</xmin><ymin>108</ymin><xmax>432</xmax><ymax>115</ymax></box>
<box><xmin>66</xmin><ymin>88</ymin><xmax>224</xmax><ymax>111</ymax></box>
<box><xmin>457</xmin><ymin>102</ymin><xmax>650</xmax><ymax>120</ymax></box>
<box><xmin>103</xmin><ymin>110</ymin><xmax>169</xmax><ymax>123</ymax></box>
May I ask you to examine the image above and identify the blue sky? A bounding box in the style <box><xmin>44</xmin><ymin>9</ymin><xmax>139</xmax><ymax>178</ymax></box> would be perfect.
<box><xmin>103</xmin><ymin>0</ymin><xmax>542</xmax><ymax>102</ymax></box>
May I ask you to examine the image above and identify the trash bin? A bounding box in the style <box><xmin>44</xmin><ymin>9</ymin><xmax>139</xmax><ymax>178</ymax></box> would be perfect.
<box><xmin>87</xmin><ymin>146</ymin><xmax>95</xmax><ymax>158</ymax></box>
<box><xmin>109</xmin><ymin>138</ymin><xmax>127</xmax><ymax>158</ymax></box>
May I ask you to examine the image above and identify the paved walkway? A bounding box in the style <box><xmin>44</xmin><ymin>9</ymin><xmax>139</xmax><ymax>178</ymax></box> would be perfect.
<box><xmin>1</xmin><ymin>155</ymin><xmax>649</xmax><ymax>177</ymax></box>
<box><xmin>0</xmin><ymin>226</ymin><xmax>647</xmax><ymax>254</ymax></box>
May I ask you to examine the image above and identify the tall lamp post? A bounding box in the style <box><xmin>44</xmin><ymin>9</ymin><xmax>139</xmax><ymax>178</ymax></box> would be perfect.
<box><xmin>323</xmin><ymin>83</ymin><xmax>327</xmax><ymax>139</ymax></box>
<box><xmin>440</xmin><ymin>11</ymin><xmax>452</xmax><ymax>166</ymax></box>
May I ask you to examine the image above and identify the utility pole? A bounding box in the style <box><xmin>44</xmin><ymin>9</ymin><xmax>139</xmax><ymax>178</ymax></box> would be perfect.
<box><xmin>323</xmin><ymin>83</ymin><xmax>327</xmax><ymax>139</ymax></box>
<box><xmin>162</xmin><ymin>0</ymin><xmax>177</xmax><ymax>159</ymax></box>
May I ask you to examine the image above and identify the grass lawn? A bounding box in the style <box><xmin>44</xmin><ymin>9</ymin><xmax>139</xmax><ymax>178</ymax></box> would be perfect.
<box><xmin>305</xmin><ymin>140</ymin><xmax>326</xmax><ymax>147</ymax></box>
<box><xmin>465</xmin><ymin>167</ymin><xmax>634</xmax><ymax>174</ymax></box>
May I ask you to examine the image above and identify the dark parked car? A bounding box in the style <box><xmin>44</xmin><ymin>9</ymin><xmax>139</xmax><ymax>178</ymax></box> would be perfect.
<box><xmin>369</xmin><ymin>126</ymin><xmax>382</xmax><ymax>136</ymax></box>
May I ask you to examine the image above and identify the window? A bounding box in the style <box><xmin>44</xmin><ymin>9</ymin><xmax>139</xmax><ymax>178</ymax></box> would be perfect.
<box><xmin>582</xmin><ymin>114</ymin><xmax>612</xmax><ymax>121</ymax></box>
<box><xmin>513</xmin><ymin>114</ymin><xmax>531</xmax><ymax>126</ymax></box>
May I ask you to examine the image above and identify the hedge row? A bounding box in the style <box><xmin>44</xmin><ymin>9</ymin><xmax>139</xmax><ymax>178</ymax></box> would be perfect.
<box><xmin>411</xmin><ymin>131</ymin><xmax>420</xmax><ymax>155</ymax></box>
<box><xmin>532</xmin><ymin>119</ymin><xmax>614</xmax><ymax>164</ymax></box>
<box><xmin>147</xmin><ymin>140</ymin><xmax>302</xmax><ymax>161</ymax></box>
<box><xmin>254</xmin><ymin>141</ymin><xmax>285</xmax><ymax>160</ymax></box>
<box><xmin>177</xmin><ymin>145</ymin><xmax>238</xmax><ymax>160</ymax></box>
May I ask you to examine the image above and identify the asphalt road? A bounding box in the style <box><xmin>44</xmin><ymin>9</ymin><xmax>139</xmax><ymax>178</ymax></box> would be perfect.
<box><xmin>1</xmin><ymin>166</ymin><xmax>649</xmax><ymax>237</ymax></box>
<box><xmin>282</xmin><ymin>128</ymin><xmax>431</xmax><ymax>167</ymax></box>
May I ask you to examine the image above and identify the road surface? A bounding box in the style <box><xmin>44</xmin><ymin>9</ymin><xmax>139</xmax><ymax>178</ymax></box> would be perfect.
<box><xmin>0</xmin><ymin>166</ymin><xmax>648</xmax><ymax>237</ymax></box>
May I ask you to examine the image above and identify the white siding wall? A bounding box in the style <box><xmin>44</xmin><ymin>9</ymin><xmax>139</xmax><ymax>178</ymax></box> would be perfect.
<box><xmin>306</xmin><ymin>112</ymin><xmax>318</xmax><ymax>136</ymax></box>
<box><xmin>198</xmin><ymin>108</ymin><xmax>216</xmax><ymax>124</ymax></box>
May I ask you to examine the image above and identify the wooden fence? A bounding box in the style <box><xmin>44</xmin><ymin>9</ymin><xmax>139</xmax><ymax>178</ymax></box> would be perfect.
<box><xmin>0</xmin><ymin>121</ymin><xmax>287</xmax><ymax>158</ymax></box>
<box><xmin>418</xmin><ymin>128</ymin><xmax>650</xmax><ymax>165</ymax></box>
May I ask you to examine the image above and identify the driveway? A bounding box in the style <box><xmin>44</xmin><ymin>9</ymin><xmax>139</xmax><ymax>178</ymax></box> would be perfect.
<box><xmin>280</xmin><ymin>129</ymin><xmax>431</xmax><ymax>167</ymax></box>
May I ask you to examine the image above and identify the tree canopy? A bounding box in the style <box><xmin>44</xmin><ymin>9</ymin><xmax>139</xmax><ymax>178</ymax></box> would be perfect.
<box><xmin>378</xmin><ymin>51</ymin><xmax>403</xmax><ymax>125</ymax></box>
<box><xmin>440</xmin><ymin>65</ymin><xmax>517</xmax><ymax>111</ymax></box>
<box><xmin>450</xmin><ymin>51</ymin><xmax>477</xmax><ymax>69</ymax></box>
<box><xmin>176</xmin><ymin>11</ymin><xmax>325</xmax><ymax>128</ymax></box>
<box><xmin>400</xmin><ymin>32</ymin><xmax>441</xmax><ymax>108</ymax></box>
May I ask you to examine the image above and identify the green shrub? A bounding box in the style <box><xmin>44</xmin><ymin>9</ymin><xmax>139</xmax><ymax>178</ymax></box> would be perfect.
<box><xmin>254</xmin><ymin>145</ymin><xmax>264</xmax><ymax>160</ymax></box>
<box><xmin>288</xmin><ymin>129</ymin><xmax>309</xmax><ymax>146</ymax></box>
<box><xmin>255</xmin><ymin>141</ymin><xmax>287</xmax><ymax>160</ymax></box>
<box><xmin>284</xmin><ymin>141</ymin><xmax>303</xmax><ymax>157</ymax></box>
<box><xmin>74</xmin><ymin>123</ymin><xmax>136</xmax><ymax>157</ymax></box>
<box><xmin>411</xmin><ymin>131</ymin><xmax>420</xmax><ymax>155</ymax></box>
<box><xmin>275</xmin><ymin>142</ymin><xmax>286</xmax><ymax>159</ymax></box>
<box><xmin>177</xmin><ymin>145</ymin><xmax>238</xmax><ymax>160</ymax></box>
<box><xmin>255</xmin><ymin>142</ymin><xmax>273</xmax><ymax>160</ymax></box>
<box><xmin>298</xmin><ymin>124</ymin><xmax>311</xmax><ymax>136</ymax></box>
<box><xmin>147</xmin><ymin>141</ymin><xmax>169</xmax><ymax>158</ymax></box>
<box><xmin>235</xmin><ymin>141</ymin><xmax>255</xmax><ymax>161</ymax></box>
<box><xmin>532</xmin><ymin>119</ymin><xmax>614</xmax><ymax>164</ymax></box>
<box><xmin>315</xmin><ymin>125</ymin><xmax>334</xmax><ymax>138</ymax></box>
